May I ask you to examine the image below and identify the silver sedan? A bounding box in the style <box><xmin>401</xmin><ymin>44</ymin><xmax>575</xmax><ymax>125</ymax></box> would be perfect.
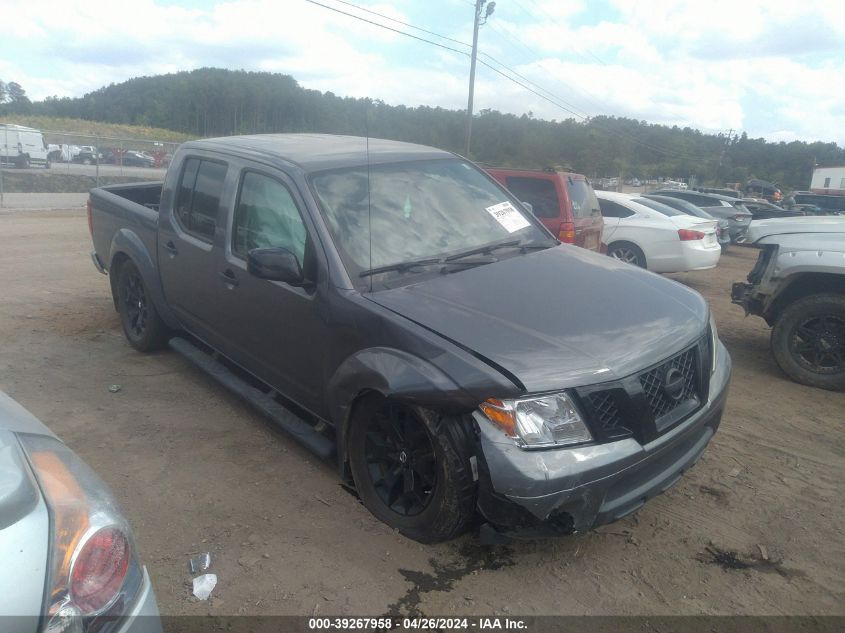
<box><xmin>0</xmin><ymin>392</ymin><xmax>162</xmax><ymax>633</ymax></box>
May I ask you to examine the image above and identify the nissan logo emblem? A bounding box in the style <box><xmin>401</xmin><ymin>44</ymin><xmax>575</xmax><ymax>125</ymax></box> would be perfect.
<box><xmin>663</xmin><ymin>367</ymin><xmax>686</xmax><ymax>401</ymax></box>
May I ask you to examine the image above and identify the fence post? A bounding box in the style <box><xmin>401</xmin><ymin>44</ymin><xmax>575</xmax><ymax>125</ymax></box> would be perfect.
<box><xmin>95</xmin><ymin>136</ymin><xmax>100</xmax><ymax>188</ymax></box>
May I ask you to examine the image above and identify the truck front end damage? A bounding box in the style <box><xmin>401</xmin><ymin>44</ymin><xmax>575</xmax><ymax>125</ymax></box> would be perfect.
<box><xmin>472</xmin><ymin>334</ymin><xmax>731</xmax><ymax>540</ymax></box>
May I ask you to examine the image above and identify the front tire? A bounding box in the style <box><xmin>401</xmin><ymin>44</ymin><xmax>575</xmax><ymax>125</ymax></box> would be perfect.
<box><xmin>348</xmin><ymin>399</ymin><xmax>477</xmax><ymax>543</ymax></box>
<box><xmin>608</xmin><ymin>241</ymin><xmax>647</xmax><ymax>268</ymax></box>
<box><xmin>116</xmin><ymin>260</ymin><xmax>169</xmax><ymax>352</ymax></box>
<box><xmin>771</xmin><ymin>294</ymin><xmax>845</xmax><ymax>391</ymax></box>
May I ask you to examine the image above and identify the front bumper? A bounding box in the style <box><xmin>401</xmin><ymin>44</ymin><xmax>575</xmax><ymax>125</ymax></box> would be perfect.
<box><xmin>475</xmin><ymin>342</ymin><xmax>731</xmax><ymax>538</ymax></box>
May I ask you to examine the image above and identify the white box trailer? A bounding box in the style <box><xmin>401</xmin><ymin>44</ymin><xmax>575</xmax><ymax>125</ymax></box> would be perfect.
<box><xmin>810</xmin><ymin>165</ymin><xmax>845</xmax><ymax>195</ymax></box>
<box><xmin>0</xmin><ymin>123</ymin><xmax>50</xmax><ymax>168</ymax></box>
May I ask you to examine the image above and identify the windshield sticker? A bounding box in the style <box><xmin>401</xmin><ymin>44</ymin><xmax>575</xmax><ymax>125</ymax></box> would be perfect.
<box><xmin>485</xmin><ymin>201</ymin><xmax>531</xmax><ymax>233</ymax></box>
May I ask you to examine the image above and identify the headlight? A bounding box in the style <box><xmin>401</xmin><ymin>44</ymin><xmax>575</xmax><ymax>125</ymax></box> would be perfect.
<box><xmin>18</xmin><ymin>434</ymin><xmax>142</xmax><ymax>633</ymax></box>
<box><xmin>479</xmin><ymin>391</ymin><xmax>592</xmax><ymax>448</ymax></box>
<box><xmin>709</xmin><ymin>312</ymin><xmax>719</xmax><ymax>375</ymax></box>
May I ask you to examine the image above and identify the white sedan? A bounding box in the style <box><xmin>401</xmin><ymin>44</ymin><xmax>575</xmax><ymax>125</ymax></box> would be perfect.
<box><xmin>596</xmin><ymin>191</ymin><xmax>721</xmax><ymax>272</ymax></box>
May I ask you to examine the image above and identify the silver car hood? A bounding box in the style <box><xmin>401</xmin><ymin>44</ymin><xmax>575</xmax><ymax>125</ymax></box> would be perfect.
<box><xmin>746</xmin><ymin>217</ymin><xmax>845</xmax><ymax>243</ymax></box>
<box><xmin>0</xmin><ymin>392</ymin><xmax>56</xmax><ymax>438</ymax></box>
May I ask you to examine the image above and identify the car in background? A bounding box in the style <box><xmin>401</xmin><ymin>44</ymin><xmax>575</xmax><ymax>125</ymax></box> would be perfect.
<box><xmin>596</xmin><ymin>191</ymin><xmax>721</xmax><ymax>272</ymax></box>
<box><xmin>791</xmin><ymin>192</ymin><xmax>845</xmax><ymax>215</ymax></box>
<box><xmin>73</xmin><ymin>145</ymin><xmax>102</xmax><ymax>165</ymax></box>
<box><xmin>696</xmin><ymin>187</ymin><xmax>742</xmax><ymax>199</ymax></box>
<box><xmin>121</xmin><ymin>150</ymin><xmax>155</xmax><ymax>167</ymax></box>
<box><xmin>640</xmin><ymin>194</ymin><xmax>731</xmax><ymax>251</ymax></box>
<box><xmin>0</xmin><ymin>391</ymin><xmax>162</xmax><ymax>632</ymax></box>
<box><xmin>741</xmin><ymin>198</ymin><xmax>806</xmax><ymax>220</ymax></box>
<box><xmin>0</xmin><ymin>123</ymin><xmax>51</xmax><ymax>168</ymax></box>
<box><xmin>486</xmin><ymin>167</ymin><xmax>604</xmax><ymax>252</ymax></box>
<box><xmin>662</xmin><ymin>179</ymin><xmax>687</xmax><ymax>190</ymax></box>
<box><xmin>745</xmin><ymin>178</ymin><xmax>782</xmax><ymax>203</ymax></box>
<box><xmin>651</xmin><ymin>189</ymin><xmax>753</xmax><ymax>243</ymax></box>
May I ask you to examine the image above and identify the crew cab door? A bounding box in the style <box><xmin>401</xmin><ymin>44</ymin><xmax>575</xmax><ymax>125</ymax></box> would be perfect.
<box><xmin>158</xmin><ymin>156</ymin><xmax>231</xmax><ymax>346</ymax></box>
<box><xmin>214</xmin><ymin>167</ymin><xmax>327</xmax><ymax>416</ymax></box>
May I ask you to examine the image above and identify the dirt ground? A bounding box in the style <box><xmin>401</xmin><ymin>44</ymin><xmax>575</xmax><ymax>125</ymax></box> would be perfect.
<box><xmin>1</xmin><ymin>208</ymin><xmax>843</xmax><ymax>617</ymax></box>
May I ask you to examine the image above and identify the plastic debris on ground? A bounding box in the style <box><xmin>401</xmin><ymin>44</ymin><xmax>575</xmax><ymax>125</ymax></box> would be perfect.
<box><xmin>189</xmin><ymin>552</ymin><xmax>212</xmax><ymax>574</ymax></box>
<box><xmin>108</xmin><ymin>384</ymin><xmax>121</xmax><ymax>393</ymax></box>
<box><xmin>192</xmin><ymin>573</ymin><xmax>217</xmax><ymax>600</ymax></box>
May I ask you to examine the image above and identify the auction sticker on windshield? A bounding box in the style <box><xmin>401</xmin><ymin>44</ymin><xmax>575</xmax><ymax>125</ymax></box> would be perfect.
<box><xmin>486</xmin><ymin>201</ymin><xmax>531</xmax><ymax>233</ymax></box>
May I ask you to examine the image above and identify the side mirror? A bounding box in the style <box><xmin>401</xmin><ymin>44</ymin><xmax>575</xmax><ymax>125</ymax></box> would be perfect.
<box><xmin>247</xmin><ymin>247</ymin><xmax>305</xmax><ymax>286</ymax></box>
<box><xmin>520</xmin><ymin>201</ymin><xmax>534</xmax><ymax>215</ymax></box>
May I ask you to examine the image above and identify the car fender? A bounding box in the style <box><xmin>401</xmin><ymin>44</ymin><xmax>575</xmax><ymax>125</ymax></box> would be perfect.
<box><xmin>326</xmin><ymin>346</ymin><xmax>480</xmax><ymax>468</ymax></box>
<box><xmin>108</xmin><ymin>229</ymin><xmax>179</xmax><ymax>328</ymax></box>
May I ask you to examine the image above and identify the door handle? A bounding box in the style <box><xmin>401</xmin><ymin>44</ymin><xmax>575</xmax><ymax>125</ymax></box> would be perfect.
<box><xmin>219</xmin><ymin>270</ymin><xmax>239</xmax><ymax>287</ymax></box>
<box><xmin>163</xmin><ymin>241</ymin><xmax>178</xmax><ymax>256</ymax></box>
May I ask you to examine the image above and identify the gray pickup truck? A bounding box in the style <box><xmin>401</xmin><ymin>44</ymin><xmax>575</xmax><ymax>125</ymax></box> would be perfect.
<box><xmin>89</xmin><ymin>134</ymin><xmax>731</xmax><ymax>542</ymax></box>
<box><xmin>732</xmin><ymin>217</ymin><xmax>845</xmax><ymax>391</ymax></box>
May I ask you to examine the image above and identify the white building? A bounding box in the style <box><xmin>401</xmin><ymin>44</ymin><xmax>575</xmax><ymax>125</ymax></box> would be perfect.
<box><xmin>810</xmin><ymin>165</ymin><xmax>845</xmax><ymax>195</ymax></box>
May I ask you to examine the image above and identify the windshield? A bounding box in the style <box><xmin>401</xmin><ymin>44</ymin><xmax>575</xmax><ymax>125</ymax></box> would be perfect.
<box><xmin>310</xmin><ymin>158</ymin><xmax>548</xmax><ymax>283</ymax></box>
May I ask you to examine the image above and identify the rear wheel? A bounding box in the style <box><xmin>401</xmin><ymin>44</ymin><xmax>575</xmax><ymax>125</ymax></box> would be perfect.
<box><xmin>608</xmin><ymin>241</ymin><xmax>647</xmax><ymax>268</ymax></box>
<box><xmin>771</xmin><ymin>294</ymin><xmax>845</xmax><ymax>391</ymax></box>
<box><xmin>116</xmin><ymin>260</ymin><xmax>169</xmax><ymax>352</ymax></box>
<box><xmin>348</xmin><ymin>399</ymin><xmax>476</xmax><ymax>543</ymax></box>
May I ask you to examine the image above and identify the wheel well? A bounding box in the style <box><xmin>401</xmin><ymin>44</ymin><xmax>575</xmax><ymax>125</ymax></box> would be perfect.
<box><xmin>109</xmin><ymin>252</ymin><xmax>130</xmax><ymax>311</ymax></box>
<box><xmin>766</xmin><ymin>273</ymin><xmax>845</xmax><ymax>324</ymax></box>
<box><xmin>607</xmin><ymin>240</ymin><xmax>646</xmax><ymax>263</ymax></box>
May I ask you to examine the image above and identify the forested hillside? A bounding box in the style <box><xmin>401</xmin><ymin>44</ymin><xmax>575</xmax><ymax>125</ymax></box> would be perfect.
<box><xmin>4</xmin><ymin>68</ymin><xmax>842</xmax><ymax>189</ymax></box>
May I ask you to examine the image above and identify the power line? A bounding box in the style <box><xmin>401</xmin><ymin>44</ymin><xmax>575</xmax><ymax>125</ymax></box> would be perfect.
<box><xmin>518</xmin><ymin>0</ymin><xmax>609</xmax><ymax>67</ymax></box>
<box><xmin>325</xmin><ymin>0</ymin><xmax>472</xmax><ymax>49</ymax></box>
<box><xmin>302</xmin><ymin>0</ymin><xmax>470</xmax><ymax>57</ymax></box>
<box><xmin>302</xmin><ymin>0</ymin><xmax>714</xmax><ymax>164</ymax></box>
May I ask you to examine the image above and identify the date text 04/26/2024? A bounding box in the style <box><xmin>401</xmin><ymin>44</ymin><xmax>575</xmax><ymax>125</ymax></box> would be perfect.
<box><xmin>307</xmin><ymin>617</ymin><xmax>528</xmax><ymax>630</ymax></box>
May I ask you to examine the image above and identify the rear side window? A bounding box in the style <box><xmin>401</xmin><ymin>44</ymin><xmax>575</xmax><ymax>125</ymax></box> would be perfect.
<box><xmin>504</xmin><ymin>177</ymin><xmax>560</xmax><ymax>218</ymax></box>
<box><xmin>598</xmin><ymin>199</ymin><xmax>634</xmax><ymax>218</ymax></box>
<box><xmin>233</xmin><ymin>171</ymin><xmax>308</xmax><ymax>265</ymax></box>
<box><xmin>566</xmin><ymin>179</ymin><xmax>602</xmax><ymax>219</ymax></box>
<box><xmin>634</xmin><ymin>197</ymin><xmax>682</xmax><ymax>216</ymax></box>
<box><xmin>174</xmin><ymin>158</ymin><xmax>227</xmax><ymax>240</ymax></box>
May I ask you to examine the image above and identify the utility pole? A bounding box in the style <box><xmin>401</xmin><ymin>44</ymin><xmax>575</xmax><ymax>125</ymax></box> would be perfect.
<box><xmin>465</xmin><ymin>0</ymin><xmax>495</xmax><ymax>157</ymax></box>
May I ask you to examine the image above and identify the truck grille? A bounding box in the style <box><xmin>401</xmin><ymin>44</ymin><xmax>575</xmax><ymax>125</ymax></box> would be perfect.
<box><xmin>587</xmin><ymin>391</ymin><xmax>626</xmax><ymax>435</ymax></box>
<box><xmin>639</xmin><ymin>347</ymin><xmax>698</xmax><ymax>420</ymax></box>
<box><xmin>577</xmin><ymin>337</ymin><xmax>707</xmax><ymax>445</ymax></box>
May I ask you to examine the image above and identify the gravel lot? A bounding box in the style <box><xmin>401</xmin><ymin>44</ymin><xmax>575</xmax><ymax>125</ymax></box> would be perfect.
<box><xmin>1</xmin><ymin>208</ymin><xmax>843</xmax><ymax>617</ymax></box>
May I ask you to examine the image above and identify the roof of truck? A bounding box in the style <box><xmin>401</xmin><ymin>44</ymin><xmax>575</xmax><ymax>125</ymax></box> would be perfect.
<box><xmin>185</xmin><ymin>134</ymin><xmax>455</xmax><ymax>172</ymax></box>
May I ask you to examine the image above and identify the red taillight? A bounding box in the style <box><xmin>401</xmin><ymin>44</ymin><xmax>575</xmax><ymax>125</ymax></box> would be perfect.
<box><xmin>558</xmin><ymin>221</ymin><xmax>575</xmax><ymax>243</ymax></box>
<box><xmin>70</xmin><ymin>527</ymin><xmax>130</xmax><ymax>613</ymax></box>
<box><xmin>678</xmin><ymin>229</ymin><xmax>705</xmax><ymax>241</ymax></box>
<box><xmin>86</xmin><ymin>198</ymin><xmax>94</xmax><ymax>237</ymax></box>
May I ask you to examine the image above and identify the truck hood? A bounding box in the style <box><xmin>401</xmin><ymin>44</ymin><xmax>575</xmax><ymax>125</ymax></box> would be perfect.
<box><xmin>0</xmin><ymin>392</ymin><xmax>56</xmax><ymax>438</ymax></box>
<box><xmin>746</xmin><ymin>216</ymin><xmax>845</xmax><ymax>243</ymax></box>
<box><xmin>367</xmin><ymin>245</ymin><xmax>708</xmax><ymax>393</ymax></box>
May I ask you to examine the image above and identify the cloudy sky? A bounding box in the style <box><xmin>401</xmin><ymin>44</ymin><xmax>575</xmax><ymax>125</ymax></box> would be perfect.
<box><xmin>4</xmin><ymin>0</ymin><xmax>845</xmax><ymax>145</ymax></box>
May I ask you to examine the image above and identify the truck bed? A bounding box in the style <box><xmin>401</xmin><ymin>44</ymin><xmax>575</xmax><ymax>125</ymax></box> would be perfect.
<box><xmin>89</xmin><ymin>181</ymin><xmax>164</xmax><ymax>274</ymax></box>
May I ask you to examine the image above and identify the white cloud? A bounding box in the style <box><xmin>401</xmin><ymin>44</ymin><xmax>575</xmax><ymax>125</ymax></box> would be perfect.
<box><xmin>2</xmin><ymin>0</ymin><xmax>844</xmax><ymax>146</ymax></box>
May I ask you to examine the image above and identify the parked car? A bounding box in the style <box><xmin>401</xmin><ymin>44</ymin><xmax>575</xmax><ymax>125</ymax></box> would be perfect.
<box><xmin>73</xmin><ymin>145</ymin><xmax>102</xmax><ymax>165</ymax></box>
<box><xmin>790</xmin><ymin>192</ymin><xmax>845</xmax><ymax>215</ymax></box>
<box><xmin>88</xmin><ymin>134</ymin><xmax>730</xmax><ymax>542</ymax></box>
<box><xmin>121</xmin><ymin>150</ymin><xmax>155</xmax><ymax>167</ymax></box>
<box><xmin>642</xmin><ymin>194</ymin><xmax>731</xmax><ymax>251</ymax></box>
<box><xmin>696</xmin><ymin>187</ymin><xmax>742</xmax><ymax>199</ymax></box>
<box><xmin>0</xmin><ymin>391</ymin><xmax>162</xmax><ymax>631</ymax></box>
<box><xmin>741</xmin><ymin>197</ymin><xmax>806</xmax><ymax>220</ymax></box>
<box><xmin>596</xmin><ymin>191</ymin><xmax>721</xmax><ymax>272</ymax></box>
<box><xmin>0</xmin><ymin>123</ymin><xmax>51</xmax><ymax>168</ymax></box>
<box><xmin>745</xmin><ymin>178</ymin><xmax>782</xmax><ymax>203</ymax></box>
<box><xmin>485</xmin><ymin>167</ymin><xmax>604</xmax><ymax>252</ymax></box>
<box><xmin>731</xmin><ymin>217</ymin><xmax>845</xmax><ymax>391</ymax></box>
<box><xmin>652</xmin><ymin>189</ymin><xmax>753</xmax><ymax>243</ymax></box>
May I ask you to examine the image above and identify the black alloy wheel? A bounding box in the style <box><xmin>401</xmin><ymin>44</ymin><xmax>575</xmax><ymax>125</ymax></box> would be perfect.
<box><xmin>788</xmin><ymin>314</ymin><xmax>845</xmax><ymax>374</ymax></box>
<box><xmin>122</xmin><ymin>268</ymin><xmax>149</xmax><ymax>340</ymax></box>
<box><xmin>116</xmin><ymin>260</ymin><xmax>169</xmax><ymax>352</ymax></box>
<box><xmin>364</xmin><ymin>403</ymin><xmax>437</xmax><ymax>517</ymax></box>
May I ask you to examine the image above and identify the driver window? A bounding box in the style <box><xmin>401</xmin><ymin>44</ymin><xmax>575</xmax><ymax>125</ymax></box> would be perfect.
<box><xmin>233</xmin><ymin>172</ymin><xmax>307</xmax><ymax>265</ymax></box>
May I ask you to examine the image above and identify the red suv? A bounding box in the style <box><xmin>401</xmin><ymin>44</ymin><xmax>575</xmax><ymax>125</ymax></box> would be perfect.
<box><xmin>486</xmin><ymin>168</ymin><xmax>604</xmax><ymax>252</ymax></box>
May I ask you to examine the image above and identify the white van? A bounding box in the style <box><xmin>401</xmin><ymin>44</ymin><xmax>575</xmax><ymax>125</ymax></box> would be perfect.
<box><xmin>0</xmin><ymin>124</ymin><xmax>50</xmax><ymax>168</ymax></box>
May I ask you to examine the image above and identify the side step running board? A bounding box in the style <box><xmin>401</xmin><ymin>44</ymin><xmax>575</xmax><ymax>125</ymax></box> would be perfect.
<box><xmin>169</xmin><ymin>337</ymin><xmax>335</xmax><ymax>460</ymax></box>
